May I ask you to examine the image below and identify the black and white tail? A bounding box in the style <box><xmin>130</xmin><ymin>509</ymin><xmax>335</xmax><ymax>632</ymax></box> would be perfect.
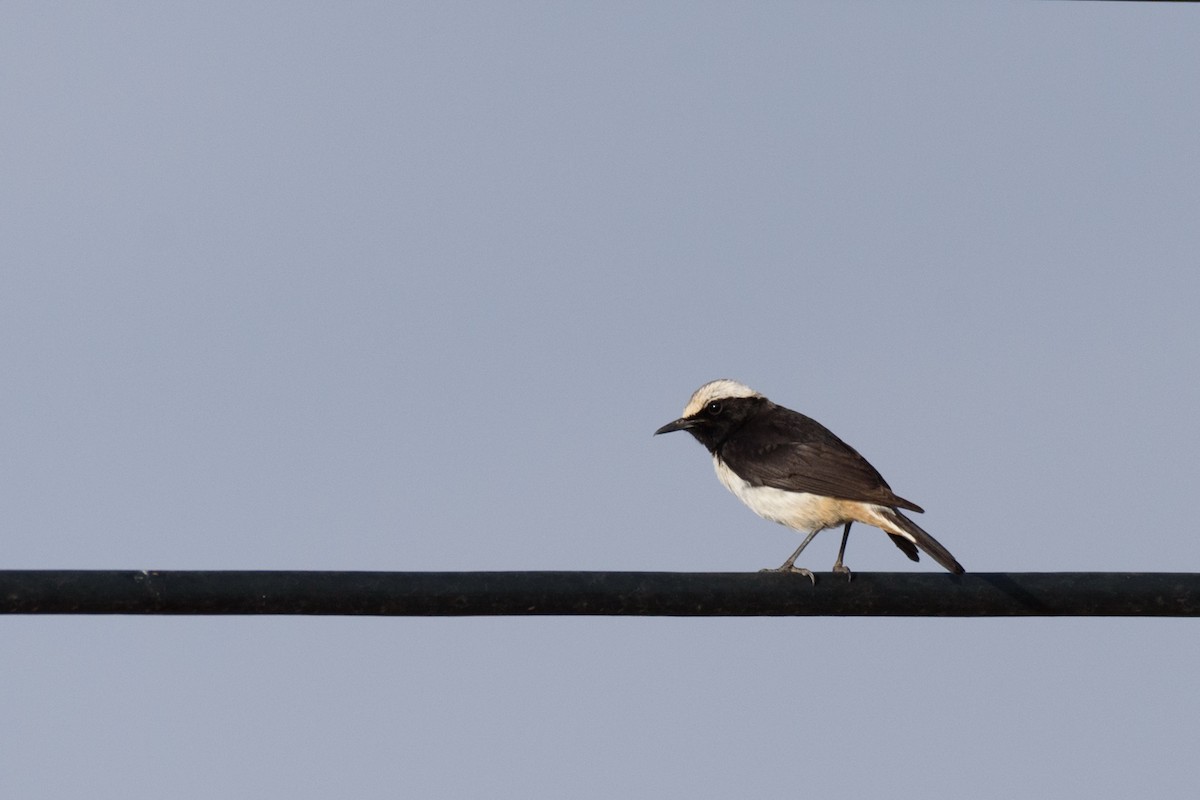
<box><xmin>881</xmin><ymin>508</ymin><xmax>965</xmax><ymax>574</ymax></box>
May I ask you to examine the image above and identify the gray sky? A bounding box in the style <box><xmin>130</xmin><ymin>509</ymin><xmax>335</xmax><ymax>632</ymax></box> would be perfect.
<box><xmin>3</xmin><ymin>3</ymin><xmax>1199</xmax><ymax>797</ymax></box>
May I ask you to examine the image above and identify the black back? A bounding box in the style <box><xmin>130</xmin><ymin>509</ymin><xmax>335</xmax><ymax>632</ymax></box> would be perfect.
<box><xmin>686</xmin><ymin>396</ymin><xmax>923</xmax><ymax>513</ymax></box>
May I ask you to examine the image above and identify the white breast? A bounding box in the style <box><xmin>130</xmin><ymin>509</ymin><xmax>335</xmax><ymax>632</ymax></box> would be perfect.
<box><xmin>713</xmin><ymin>456</ymin><xmax>889</xmax><ymax>534</ymax></box>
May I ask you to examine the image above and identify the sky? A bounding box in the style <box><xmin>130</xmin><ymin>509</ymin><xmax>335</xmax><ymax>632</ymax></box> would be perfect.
<box><xmin>2</xmin><ymin>2</ymin><xmax>1199</xmax><ymax>797</ymax></box>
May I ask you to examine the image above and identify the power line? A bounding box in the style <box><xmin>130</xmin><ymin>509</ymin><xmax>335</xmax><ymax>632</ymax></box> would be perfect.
<box><xmin>0</xmin><ymin>570</ymin><xmax>1196</xmax><ymax>617</ymax></box>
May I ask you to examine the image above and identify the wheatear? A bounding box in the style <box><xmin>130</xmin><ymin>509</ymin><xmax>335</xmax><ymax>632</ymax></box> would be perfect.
<box><xmin>655</xmin><ymin>379</ymin><xmax>964</xmax><ymax>581</ymax></box>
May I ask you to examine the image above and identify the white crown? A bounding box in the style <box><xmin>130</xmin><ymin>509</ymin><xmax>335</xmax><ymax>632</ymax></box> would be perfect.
<box><xmin>681</xmin><ymin>379</ymin><xmax>762</xmax><ymax>417</ymax></box>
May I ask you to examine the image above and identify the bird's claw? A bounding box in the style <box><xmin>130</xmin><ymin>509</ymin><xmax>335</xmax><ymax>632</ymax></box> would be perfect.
<box><xmin>832</xmin><ymin>563</ymin><xmax>852</xmax><ymax>582</ymax></box>
<box><xmin>759</xmin><ymin>565</ymin><xmax>816</xmax><ymax>584</ymax></box>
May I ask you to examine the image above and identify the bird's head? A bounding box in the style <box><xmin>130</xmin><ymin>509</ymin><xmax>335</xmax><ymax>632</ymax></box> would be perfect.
<box><xmin>654</xmin><ymin>379</ymin><xmax>765</xmax><ymax>451</ymax></box>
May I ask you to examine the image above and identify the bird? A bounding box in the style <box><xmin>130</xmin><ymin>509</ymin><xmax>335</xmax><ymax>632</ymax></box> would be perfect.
<box><xmin>654</xmin><ymin>379</ymin><xmax>964</xmax><ymax>582</ymax></box>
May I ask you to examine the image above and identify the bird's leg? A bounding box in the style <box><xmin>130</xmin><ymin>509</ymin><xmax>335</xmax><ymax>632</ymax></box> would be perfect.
<box><xmin>760</xmin><ymin>529</ymin><xmax>820</xmax><ymax>584</ymax></box>
<box><xmin>832</xmin><ymin>522</ymin><xmax>853</xmax><ymax>582</ymax></box>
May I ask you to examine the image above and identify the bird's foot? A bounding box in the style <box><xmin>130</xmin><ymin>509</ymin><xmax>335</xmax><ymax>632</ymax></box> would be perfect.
<box><xmin>759</xmin><ymin>565</ymin><xmax>816</xmax><ymax>584</ymax></box>
<box><xmin>832</xmin><ymin>563</ymin><xmax>852</xmax><ymax>582</ymax></box>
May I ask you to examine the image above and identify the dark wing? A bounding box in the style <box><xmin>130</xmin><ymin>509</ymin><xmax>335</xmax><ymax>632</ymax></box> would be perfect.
<box><xmin>719</xmin><ymin>404</ymin><xmax>923</xmax><ymax>512</ymax></box>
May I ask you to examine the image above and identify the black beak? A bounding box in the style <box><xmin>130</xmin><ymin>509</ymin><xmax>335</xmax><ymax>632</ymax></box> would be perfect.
<box><xmin>654</xmin><ymin>417</ymin><xmax>696</xmax><ymax>436</ymax></box>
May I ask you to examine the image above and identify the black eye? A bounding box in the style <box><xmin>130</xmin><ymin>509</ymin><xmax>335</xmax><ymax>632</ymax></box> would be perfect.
<box><xmin>705</xmin><ymin>401</ymin><xmax>722</xmax><ymax>415</ymax></box>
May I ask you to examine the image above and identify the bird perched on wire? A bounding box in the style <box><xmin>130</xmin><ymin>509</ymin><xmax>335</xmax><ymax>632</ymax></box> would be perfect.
<box><xmin>654</xmin><ymin>379</ymin><xmax>964</xmax><ymax>582</ymax></box>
